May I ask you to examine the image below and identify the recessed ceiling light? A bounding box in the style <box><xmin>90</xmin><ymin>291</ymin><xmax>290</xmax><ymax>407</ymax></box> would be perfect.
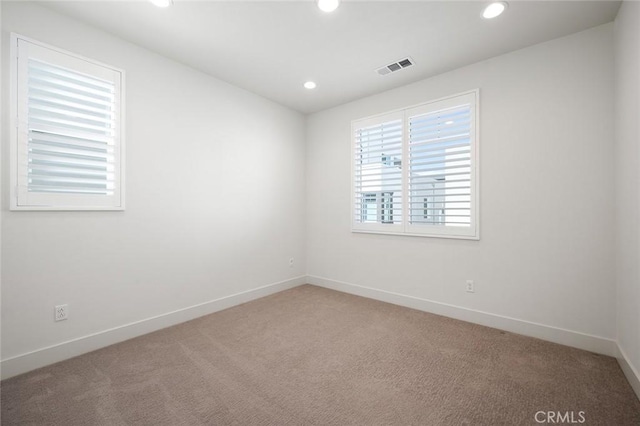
<box><xmin>304</xmin><ymin>81</ymin><xmax>317</xmax><ymax>90</ymax></box>
<box><xmin>149</xmin><ymin>0</ymin><xmax>173</xmax><ymax>8</ymax></box>
<box><xmin>482</xmin><ymin>2</ymin><xmax>507</xmax><ymax>19</ymax></box>
<box><xmin>317</xmin><ymin>0</ymin><xmax>340</xmax><ymax>13</ymax></box>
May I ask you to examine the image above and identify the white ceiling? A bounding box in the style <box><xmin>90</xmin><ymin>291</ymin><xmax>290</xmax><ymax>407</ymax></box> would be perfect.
<box><xmin>40</xmin><ymin>1</ymin><xmax>620</xmax><ymax>114</ymax></box>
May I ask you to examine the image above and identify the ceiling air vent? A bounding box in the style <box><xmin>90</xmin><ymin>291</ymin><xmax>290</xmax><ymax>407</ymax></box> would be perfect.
<box><xmin>376</xmin><ymin>57</ymin><xmax>414</xmax><ymax>76</ymax></box>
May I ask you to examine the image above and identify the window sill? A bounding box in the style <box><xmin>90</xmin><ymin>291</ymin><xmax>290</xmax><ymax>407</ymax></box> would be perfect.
<box><xmin>351</xmin><ymin>228</ymin><xmax>480</xmax><ymax>241</ymax></box>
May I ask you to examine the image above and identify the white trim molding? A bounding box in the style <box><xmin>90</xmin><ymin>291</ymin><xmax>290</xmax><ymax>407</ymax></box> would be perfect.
<box><xmin>307</xmin><ymin>275</ymin><xmax>618</xmax><ymax>357</ymax></box>
<box><xmin>1</xmin><ymin>275</ymin><xmax>306</xmax><ymax>380</ymax></box>
<box><xmin>617</xmin><ymin>345</ymin><xmax>640</xmax><ymax>401</ymax></box>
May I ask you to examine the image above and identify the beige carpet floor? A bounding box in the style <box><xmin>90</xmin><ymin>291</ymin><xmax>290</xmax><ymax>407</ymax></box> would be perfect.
<box><xmin>1</xmin><ymin>285</ymin><xmax>639</xmax><ymax>426</ymax></box>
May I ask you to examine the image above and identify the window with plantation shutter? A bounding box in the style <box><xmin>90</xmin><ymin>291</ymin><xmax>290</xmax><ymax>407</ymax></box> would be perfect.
<box><xmin>352</xmin><ymin>91</ymin><xmax>478</xmax><ymax>239</ymax></box>
<box><xmin>11</xmin><ymin>34</ymin><xmax>124</xmax><ymax>210</ymax></box>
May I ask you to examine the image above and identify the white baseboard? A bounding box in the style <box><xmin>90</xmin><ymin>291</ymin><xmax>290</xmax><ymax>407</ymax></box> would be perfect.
<box><xmin>617</xmin><ymin>344</ymin><xmax>640</xmax><ymax>401</ymax></box>
<box><xmin>1</xmin><ymin>275</ymin><xmax>307</xmax><ymax>380</ymax></box>
<box><xmin>2</xmin><ymin>274</ymin><xmax>627</xmax><ymax>387</ymax></box>
<box><xmin>307</xmin><ymin>275</ymin><xmax>618</xmax><ymax>357</ymax></box>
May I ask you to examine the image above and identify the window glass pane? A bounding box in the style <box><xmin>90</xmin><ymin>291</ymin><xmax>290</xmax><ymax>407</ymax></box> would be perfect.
<box><xmin>27</xmin><ymin>59</ymin><xmax>116</xmax><ymax>196</ymax></box>
<box><xmin>354</xmin><ymin>119</ymin><xmax>403</xmax><ymax>225</ymax></box>
<box><xmin>409</xmin><ymin>104</ymin><xmax>472</xmax><ymax>227</ymax></box>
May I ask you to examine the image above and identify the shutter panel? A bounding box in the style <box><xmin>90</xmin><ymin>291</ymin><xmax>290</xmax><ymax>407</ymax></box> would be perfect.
<box><xmin>353</xmin><ymin>113</ymin><xmax>404</xmax><ymax>231</ymax></box>
<box><xmin>406</xmin><ymin>92</ymin><xmax>477</xmax><ymax>237</ymax></box>
<box><xmin>27</xmin><ymin>59</ymin><xmax>116</xmax><ymax>195</ymax></box>
<box><xmin>409</xmin><ymin>105</ymin><xmax>471</xmax><ymax>226</ymax></box>
<box><xmin>14</xmin><ymin>36</ymin><xmax>124</xmax><ymax>210</ymax></box>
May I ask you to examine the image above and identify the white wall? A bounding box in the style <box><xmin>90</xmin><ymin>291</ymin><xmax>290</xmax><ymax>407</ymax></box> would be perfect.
<box><xmin>306</xmin><ymin>24</ymin><xmax>616</xmax><ymax>347</ymax></box>
<box><xmin>614</xmin><ymin>1</ymin><xmax>640</xmax><ymax>395</ymax></box>
<box><xmin>1</xmin><ymin>2</ymin><xmax>306</xmax><ymax>374</ymax></box>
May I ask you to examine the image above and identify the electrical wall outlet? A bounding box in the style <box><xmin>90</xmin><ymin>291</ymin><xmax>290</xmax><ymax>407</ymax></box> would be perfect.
<box><xmin>54</xmin><ymin>304</ymin><xmax>68</xmax><ymax>321</ymax></box>
<box><xmin>289</xmin><ymin>257</ymin><xmax>294</xmax><ymax>267</ymax></box>
<box><xmin>466</xmin><ymin>280</ymin><xmax>475</xmax><ymax>293</ymax></box>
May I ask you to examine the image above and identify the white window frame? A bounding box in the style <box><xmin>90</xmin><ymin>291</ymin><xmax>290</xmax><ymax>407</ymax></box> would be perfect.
<box><xmin>9</xmin><ymin>33</ymin><xmax>126</xmax><ymax>211</ymax></box>
<box><xmin>351</xmin><ymin>90</ymin><xmax>479</xmax><ymax>240</ymax></box>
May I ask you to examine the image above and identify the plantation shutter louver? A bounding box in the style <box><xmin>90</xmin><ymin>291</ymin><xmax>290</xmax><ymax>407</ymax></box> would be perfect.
<box><xmin>353</xmin><ymin>112</ymin><xmax>404</xmax><ymax>232</ymax></box>
<box><xmin>13</xmin><ymin>36</ymin><xmax>124</xmax><ymax>210</ymax></box>
<box><xmin>352</xmin><ymin>91</ymin><xmax>478</xmax><ymax>239</ymax></box>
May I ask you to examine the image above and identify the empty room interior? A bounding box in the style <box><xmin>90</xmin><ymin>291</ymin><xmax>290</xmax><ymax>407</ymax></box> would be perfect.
<box><xmin>1</xmin><ymin>0</ymin><xmax>640</xmax><ymax>424</ymax></box>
